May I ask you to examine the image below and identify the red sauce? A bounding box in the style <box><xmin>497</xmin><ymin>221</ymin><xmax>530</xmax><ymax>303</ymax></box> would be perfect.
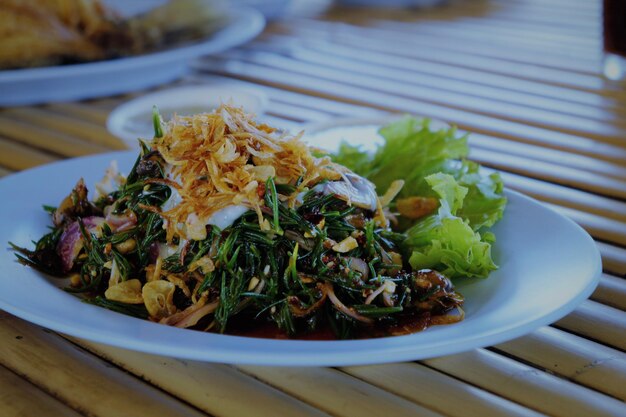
<box><xmin>229</xmin><ymin>322</ymin><xmax>337</xmax><ymax>340</ymax></box>
<box><xmin>225</xmin><ymin>309</ymin><xmax>462</xmax><ymax>340</ymax></box>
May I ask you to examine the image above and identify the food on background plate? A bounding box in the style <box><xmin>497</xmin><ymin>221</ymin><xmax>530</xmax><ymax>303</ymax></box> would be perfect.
<box><xmin>12</xmin><ymin>104</ymin><xmax>506</xmax><ymax>339</ymax></box>
<box><xmin>0</xmin><ymin>0</ymin><xmax>224</xmax><ymax>70</ymax></box>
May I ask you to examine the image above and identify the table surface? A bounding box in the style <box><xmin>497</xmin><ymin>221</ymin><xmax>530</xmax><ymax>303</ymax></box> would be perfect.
<box><xmin>1</xmin><ymin>0</ymin><xmax>626</xmax><ymax>416</ymax></box>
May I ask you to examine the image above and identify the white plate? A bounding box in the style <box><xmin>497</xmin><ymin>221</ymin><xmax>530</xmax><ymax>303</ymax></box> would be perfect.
<box><xmin>107</xmin><ymin>84</ymin><xmax>269</xmax><ymax>146</ymax></box>
<box><xmin>0</xmin><ymin>8</ymin><xmax>264</xmax><ymax>106</ymax></box>
<box><xmin>0</xmin><ymin>146</ymin><xmax>600</xmax><ymax>366</ymax></box>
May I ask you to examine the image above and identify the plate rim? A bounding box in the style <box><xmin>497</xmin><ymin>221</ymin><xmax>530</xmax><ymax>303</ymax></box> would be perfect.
<box><xmin>0</xmin><ymin>150</ymin><xmax>602</xmax><ymax>366</ymax></box>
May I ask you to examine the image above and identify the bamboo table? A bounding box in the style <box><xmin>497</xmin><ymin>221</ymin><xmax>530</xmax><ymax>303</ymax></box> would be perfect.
<box><xmin>1</xmin><ymin>0</ymin><xmax>626</xmax><ymax>416</ymax></box>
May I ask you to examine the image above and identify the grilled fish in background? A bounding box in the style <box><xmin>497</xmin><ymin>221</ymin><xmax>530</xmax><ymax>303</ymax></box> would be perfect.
<box><xmin>0</xmin><ymin>0</ymin><xmax>225</xmax><ymax>69</ymax></box>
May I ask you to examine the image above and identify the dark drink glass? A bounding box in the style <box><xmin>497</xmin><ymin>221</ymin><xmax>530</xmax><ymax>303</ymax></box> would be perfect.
<box><xmin>604</xmin><ymin>0</ymin><xmax>626</xmax><ymax>80</ymax></box>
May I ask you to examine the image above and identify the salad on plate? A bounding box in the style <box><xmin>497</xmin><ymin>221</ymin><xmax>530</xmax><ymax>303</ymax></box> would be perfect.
<box><xmin>12</xmin><ymin>104</ymin><xmax>506</xmax><ymax>339</ymax></box>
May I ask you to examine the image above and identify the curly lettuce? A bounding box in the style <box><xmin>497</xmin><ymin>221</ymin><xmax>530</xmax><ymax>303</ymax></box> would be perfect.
<box><xmin>405</xmin><ymin>173</ymin><xmax>497</xmax><ymax>279</ymax></box>
<box><xmin>333</xmin><ymin>116</ymin><xmax>506</xmax><ymax>231</ymax></box>
<box><xmin>335</xmin><ymin>117</ymin><xmax>468</xmax><ymax>197</ymax></box>
<box><xmin>454</xmin><ymin>160</ymin><xmax>507</xmax><ymax>231</ymax></box>
<box><xmin>332</xmin><ymin>116</ymin><xmax>506</xmax><ymax>278</ymax></box>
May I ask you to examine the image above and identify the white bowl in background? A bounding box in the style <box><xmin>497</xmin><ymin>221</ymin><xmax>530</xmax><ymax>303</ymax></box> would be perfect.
<box><xmin>107</xmin><ymin>84</ymin><xmax>268</xmax><ymax>146</ymax></box>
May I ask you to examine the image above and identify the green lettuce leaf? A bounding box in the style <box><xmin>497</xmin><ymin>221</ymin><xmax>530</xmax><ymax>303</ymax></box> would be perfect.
<box><xmin>405</xmin><ymin>173</ymin><xmax>497</xmax><ymax>279</ymax></box>
<box><xmin>455</xmin><ymin>161</ymin><xmax>507</xmax><ymax>231</ymax></box>
<box><xmin>332</xmin><ymin>116</ymin><xmax>506</xmax><ymax>231</ymax></box>
<box><xmin>336</xmin><ymin>117</ymin><xmax>468</xmax><ymax>197</ymax></box>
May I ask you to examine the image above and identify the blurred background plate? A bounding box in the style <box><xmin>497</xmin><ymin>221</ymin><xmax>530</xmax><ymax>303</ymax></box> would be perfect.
<box><xmin>234</xmin><ymin>0</ymin><xmax>333</xmax><ymax>20</ymax></box>
<box><xmin>107</xmin><ymin>84</ymin><xmax>268</xmax><ymax>146</ymax></box>
<box><xmin>0</xmin><ymin>7</ymin><xmax>265</xmax><ymax>106</ymax></box>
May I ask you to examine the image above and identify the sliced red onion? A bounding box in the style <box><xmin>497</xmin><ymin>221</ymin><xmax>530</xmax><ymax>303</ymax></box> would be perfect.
<box><xmin>56</xmin><ymin>217</ymin><xmax>104</xmax><ymax>273</ymax></box>
<box><xmin>148</xmin><ymin>242</ymin><xmax>160</xmax><ymax>263</ymax></box>
<box><xmin>326</xmin><ymin>282</ymin><xmax>374</xmax><ymax>324</ymax></box>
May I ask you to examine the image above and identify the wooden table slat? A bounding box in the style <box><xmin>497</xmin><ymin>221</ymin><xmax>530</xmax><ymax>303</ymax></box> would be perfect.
<box><xmin>74</xmin><ymin>339</ymin><xmax>331</xmax><ymax>417</ymax></box>
<box><xmin>0</xmin><ymin>136</ymin><xmax>57</xmax><ymax>171</ymax></box>
<box><xmin>237</xmin><ymin>366</ymin><xmax>444</xmax><ymax>417</ymax></box>
<box><xmin>273</xmin><ymin>42</ymin><xmax>612</xmax><ymax>121</ymax></box>
<box><xmin>0</xmin><ymin>365</ymin><xmax>83</xmax><ymax>417</ymax></box>
<box><xmin>341</xmin><ymin>363</ymin><xmax>546</xmax><ymax>417</ymax></box>
<box><xmin>546</xmin><ymin>203</ymin><xmax>626</xmax><ymax>247</ymax></box>
<box><xmin>0</xmin><ymin>313</ymin><xmax>207</xmax><ymax>417</ymax></box>
<box><xmin>46</xmin><ymin>103</ymin><xmax>110</xmax><ymax>126</ymax></box>
<box><xmin>287</xmin><ymin>22</ymin><xmax>605</xmax><ymax>90</ymax></box>
<box><xmin>370</xmin><ymin>19</ymin><xmax>599</xmax><ymax>51</ymax></box>
<box><xmin>0</xmin><ymin>116</ymin><xmax>111</xmax><ymax>157</ymax></box>
<box><xmin>495</xmin><ymin>326</ymin><xmax>626</xmax><ymax>401</ymax></box>
<box><xmin>499</xmin><ymin>171</ymin><xmax>626</xmax><ymax>223</ymax></box>
<box><xmin>597</xmin><ymin>241</ymin><xmax>626</xmax><ymax>276</ymax></box>
<box><xmin>283</xmin><ymin>21</ymin><xmax>601</xmax><ymax>74</ymax></box>
<box><xmin>471</xmin><ymin>135</ymin><xmax>626</xmax><ymax>181</ymax></box>
<box><xmin>555</xmin><ymin>300</ymin><xmax>626</xmax><ymax>351</ymax></box>
<box><xmin>423</xmin><ymin>349</ymin><xmax>626</xmax><ymax>417</ymax></box>
<box><xmin>471</xmin><ymin>147</ymin><xmax>626</xmax><ymax>200</ymax></box>
<box><xmin>592</xmin><ymin>274</ymin><xmax>626</xmax><ymax>311</ymax></box>
<box><xmin>324</xmin><ymin>10</ymin><xmax>599</xmax><ymax>50</ymax></box>
<box><xmin>283</xmin><ymin>34</ymin><xmax>613</xmax><ymax>109</ymax></box>
<box><xmin>3</xmin><ymin>108</ymin><xmax>127</xmax><ymax>151</ymax></box>
<box><xmin>425</xmin><ymin>0</ymin><xmax>599</xmax><ymax>21</ymax></box>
